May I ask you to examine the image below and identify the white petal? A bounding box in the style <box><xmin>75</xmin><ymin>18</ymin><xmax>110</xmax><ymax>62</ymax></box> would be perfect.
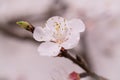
<box><xmin>38</xmin><ymin>42</ymin><xmax>61</xmax><ymax>56</ymax></box>
<box><xmin>61</xmin><ymin>33</ymin><xmax>80</xmax><ymax>49</ymax></box>
<box><xmin>33</xmin><ymin>27</ymin><xmax>52</xmax><ymax>41</ymax></box>
<box><xmin>46</xmin><ymin>16</ymin><xmax>69</xmax><ymax>33</ymax></box>
<box><xmin>68</xmin><ymin>19</ymin><xmax>85</xmax><ymax>33</ymax></box>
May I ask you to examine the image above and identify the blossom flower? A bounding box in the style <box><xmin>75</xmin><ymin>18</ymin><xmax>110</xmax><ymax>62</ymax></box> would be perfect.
<box><xmin>33</xmin><ymin>16</ymin><xmax>85</xmax><ymax>56</ymax></box>
<box><xmin>68</xmin><ymin>71</ymin><xmax>80</xmax><ymax>80</ymax></box>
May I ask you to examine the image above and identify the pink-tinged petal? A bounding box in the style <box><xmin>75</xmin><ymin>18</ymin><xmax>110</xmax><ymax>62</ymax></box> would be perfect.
<box><xmin>38</xmin><ymin>42</ymin><xmax>61</xmax><ymax>56</ymax></box>
<box><xmin>68</xmin><ymin>71</ymin><xmax>80</xmax><ymax>80</ymax></box>
<box><xmin>68</xmin><ymin>19</ymin><xmax>85</xmax><ymax>33</ymax></box>
<box><xmin>61</xmin><ymin>33</ymin><xmax>80</xmax><ymax>49</ymax></box>
<box><xmin>33</xmin><ymin>27</ymin><xmax>52</xmax><ymax>41</ymax></box>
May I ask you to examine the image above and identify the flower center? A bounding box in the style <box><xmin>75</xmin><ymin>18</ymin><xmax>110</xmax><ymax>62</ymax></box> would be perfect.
<box><xmin>55</xmin><ymin>22</ymin><xmax>60</xmax><ymax>32</ymax></box>
<box><xmin>52</xmin><ymin>22</ymin><xmax>69</xmax><ymax>44</ymax></box>
<box><xmin>46</xmin><ymin>16</ymin><xmax>71</xmax><ymax>44</ymax></box>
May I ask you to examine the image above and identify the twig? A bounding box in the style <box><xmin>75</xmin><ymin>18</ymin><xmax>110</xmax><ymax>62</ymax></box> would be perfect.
<box><xmin>79</xmin><ymin>72</ymin><xmax>89</xmax><ymax>78</ymax></box>
<box><xmin>60</xmin><ymin>47</ymin><xmax>91</xmax><ymax>74</ymax></box>
<box><xmin>60</xmin><ymin>47</ymin><xmax>108</xmax><ymax>80</ymax></box>
<box><xmin>16</xmin><ymin>21</ymin><xmax>108</xmax><ymax>80</ymax></box>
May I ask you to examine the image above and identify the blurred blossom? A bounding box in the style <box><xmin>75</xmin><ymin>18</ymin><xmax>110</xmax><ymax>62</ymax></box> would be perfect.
<box><xmin>33</xmin><ymin>16</ymin><xmax>85</xmax><ymax>56</ymax></box>
<box><xmin>68</xmin><ymin>71</ymin><xmax>80</xmax><ymax>80</ymax></box>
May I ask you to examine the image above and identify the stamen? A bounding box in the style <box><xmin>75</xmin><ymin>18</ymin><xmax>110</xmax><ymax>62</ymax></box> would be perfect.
<box><xmin>55</xmin><ymin>22</ymin><xmax>60</xmax><ymax>31</ymax></box>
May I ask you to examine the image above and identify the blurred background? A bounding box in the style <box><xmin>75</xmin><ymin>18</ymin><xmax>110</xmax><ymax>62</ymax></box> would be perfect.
<box><xmin>0</xmin><ymin>0</ymin><xmax>120</xmax><ymax>80</ymax></box>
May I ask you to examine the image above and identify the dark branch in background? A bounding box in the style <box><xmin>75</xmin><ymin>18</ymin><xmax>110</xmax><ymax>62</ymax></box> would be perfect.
<box><xmin>80</xmin><ymin>31</ymin><xmax>92</xmax><ymax>69</ymax></box>
<box><xmin>0</xmin><ymin>26</ymin><xmax>38</xmax><ymax>44</ymax></box>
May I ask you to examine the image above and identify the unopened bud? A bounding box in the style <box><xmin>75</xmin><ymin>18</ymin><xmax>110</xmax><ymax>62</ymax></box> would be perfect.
<box><xmin>16</xmin><ymin>21</ymin><xmax>34</xmax><ymax>33</ymax></box>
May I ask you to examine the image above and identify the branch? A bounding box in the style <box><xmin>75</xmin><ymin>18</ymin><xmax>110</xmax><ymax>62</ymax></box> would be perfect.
<box><xmin>60</xmin><ymin>47</ymin><xmax>108</xmax><ymax>80</ymax></box>
<box><xmin>79</xmin><ymin>72</ymin><xmax>89</xmax><ymax>78</ymax></box>
<box><xmin>16</xmin><ymin>21</ymin><xmax>108</xmax><ymax>80</ymax></box>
